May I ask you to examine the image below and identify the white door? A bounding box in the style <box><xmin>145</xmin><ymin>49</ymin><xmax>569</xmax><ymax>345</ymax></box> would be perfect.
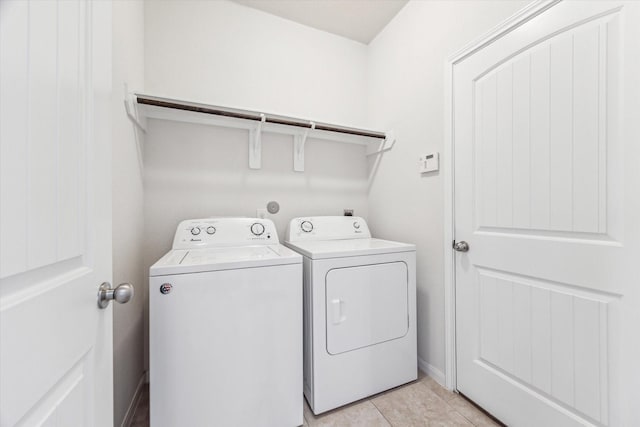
<box><xmin>453</xmin><ymin>1</ymin><xmax>640</xmax><ymax>426</ymax></box>
<box><xmin>325</xmin><ymin>262</ymin><xmax>408</xmax><ymax>355</ymax></box>
<box><xmin>0</xmin><ymin>1</ymin><xmax>114</xmax><ymax>426</ymax></box>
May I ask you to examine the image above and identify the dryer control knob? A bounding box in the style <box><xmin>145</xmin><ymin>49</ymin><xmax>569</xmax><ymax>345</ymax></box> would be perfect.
<box><xmin>251</xmin><ymin>223</ymin><xmax>265</xmax><ymax>236</ymax></box>
<box><xmin>353</xmin><ymin>221</ymin><xmax>360</xmax><ymax>229</ymax></box>
<box><xmin>301</xmin><ymin>221</ymin><xmax>313</xmax><ymax>233</ymax></box>
<box><xmin>206</xmin><ymin>226</ymin><xmax>216</xmax><ymax>235</ymax></box>
<box><xmin>190</xmin><ymin>227</ymin><xmax>201</xmax><ymax>236</ymax></box>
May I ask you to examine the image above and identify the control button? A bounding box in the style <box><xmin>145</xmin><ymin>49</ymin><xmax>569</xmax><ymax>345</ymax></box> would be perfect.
<box><xmin>251</xmin><ymin>223</ymin><xmax>265</xmax><ymax>236</ymax></box>
<box><xmin>301</xmin><ymin>220</ymin><xmax>313</xmax><ymax>233</ymax></box>
<box><xmin>190</xmin><ymin>227</ymin><xmax>201</xmax><ymax>236</ymax></box>
<box><xmin>353</xmin><ymin>221</ymin><xmax>360</xmax><ymax>229</ymax></box>
<box><xmin>206</xmin><ymin>226</ymin><xmax>216</xmax><ymax>235</ymax></box>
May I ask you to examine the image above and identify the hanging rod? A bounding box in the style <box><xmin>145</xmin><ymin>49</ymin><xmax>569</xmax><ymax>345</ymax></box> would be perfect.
<box><xmin>135</xmin><ymin>95</ymin><xmax>386</xmax><ymax>140</ymax></box>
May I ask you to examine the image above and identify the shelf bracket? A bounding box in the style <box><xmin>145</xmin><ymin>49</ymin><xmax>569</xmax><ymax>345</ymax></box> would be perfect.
<box><xmin>249</xmin><ymin>114</ymin><xmax>266</xmax><ymax>169</ymax></box>
<box><xmin>293</xmin><ymin>121</ymin><xmax>315</xmax><ymax>172</ymax></box>
<box><xmin>366</xmin><ymin>130</ymin><xmax>396</xmax><ymax>157</ymax></box>
<box><xmin>124</xmin><ymin>88</ymin><xmax>147</xmax><ymax>133</ymax></box>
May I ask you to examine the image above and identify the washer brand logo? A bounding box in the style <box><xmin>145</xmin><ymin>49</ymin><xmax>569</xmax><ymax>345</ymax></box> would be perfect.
<box><xmin>160</xmin><ymin>283</ymin><xmax>172</xmax><ymax>295</ymax></box>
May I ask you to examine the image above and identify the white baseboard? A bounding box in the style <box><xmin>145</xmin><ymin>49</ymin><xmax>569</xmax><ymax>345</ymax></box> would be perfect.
<box><xmin>121</xmin><ymin>372</ymin><xmax>147</xmax><ymax>427</ymax></box>
<box><xmin>418</xmin><ymin>356</ymin><xmax>446</xmax><ymax>387</ymax></box>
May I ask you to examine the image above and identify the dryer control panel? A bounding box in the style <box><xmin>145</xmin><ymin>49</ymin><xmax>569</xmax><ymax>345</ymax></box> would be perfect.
<box><xmin>286</xmin><ymin>216</ymin><xmax>371</xmax><ymax>242</ymax></box>
<box><xmin>173</xmin><ymin>217</ymin><xmax>279</xmax><ymax>249</ymax></box>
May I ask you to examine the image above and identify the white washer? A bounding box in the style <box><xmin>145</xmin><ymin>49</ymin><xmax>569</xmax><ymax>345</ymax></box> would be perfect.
<box><xmin>284</xmin><ymin>216</ymin><xmax>417</xmax><ymax>414</ymax></box>
<box><xmin>149</xmin><ymin>217</ymin><xmax>303</xmax><ymax>427</ymax></box>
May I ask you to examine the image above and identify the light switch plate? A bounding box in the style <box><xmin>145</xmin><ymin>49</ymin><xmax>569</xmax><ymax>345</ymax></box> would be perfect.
<box><xmin>419</xmin><ymin>152</ymin><xmax>439</xmax><ymax>173</ymax></box>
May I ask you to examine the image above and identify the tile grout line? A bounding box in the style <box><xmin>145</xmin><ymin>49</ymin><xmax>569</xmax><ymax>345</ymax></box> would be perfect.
<box><xmin>427</xmin><ymin>385</ymin><xmax>476</xmax><ymax>426</ymax></box>
<box><xmin>368</xmin><ymin>398</ymin><xmax>394</xmax><ymax>427</ymax></box>
<box><xmin>421</xmin><ymin>379</ymin><xmax>482</xmax><ymax>427</ymax></box>
<box><xmin>455</xmin><ymin>407</ymin><xmax>481</xmax><ymax>427</ymax></box>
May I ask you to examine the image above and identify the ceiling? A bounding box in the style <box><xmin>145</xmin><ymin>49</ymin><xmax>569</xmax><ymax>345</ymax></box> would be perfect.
<box><xmin>231</xmin><ymin>0</ymin><xmax>409</xmax><ymax>44</ymax></box>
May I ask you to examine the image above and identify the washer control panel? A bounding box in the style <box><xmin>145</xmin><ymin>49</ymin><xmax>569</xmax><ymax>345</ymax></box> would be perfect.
<box><xmin>286</xmin><ymin>216</ymin><xmax>371</xmax><ymax>242</ymax></box>
<box><xmin>250</xmin><ymin>222</ymin><xmax>265</xmax><ymax>236</ymax></box>
<box><xmin>173</xmin><ymin>218</ymin><xmax>278</xmax><ymax>249</ymax></box>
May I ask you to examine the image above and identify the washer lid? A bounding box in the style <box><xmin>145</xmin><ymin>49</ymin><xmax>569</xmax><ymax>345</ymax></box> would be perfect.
<box><xmin>149</xmin><ymin>244</ymin><xmax>302</xmax><ymax>276</ymax></box>
<box><xmin>284</xmin><ymin>238</ymin><xmax>415</xmax><ymax>260</ymax></box>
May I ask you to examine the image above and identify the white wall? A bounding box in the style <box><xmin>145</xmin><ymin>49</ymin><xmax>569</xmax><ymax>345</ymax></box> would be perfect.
<box><xmin>143</xmin><ymin>0</ymin><xmax>371</xmax><ymax>370</ymax></box>
<box><xmin>366</xmin><ymin>0</ymin><xmax>530</xmax><ymax>379</ymax></box>
<box><xmin>145</xmin><ymin>0</ymin><xmax>368</xmax><ymax>128</ymax></box>
<box><xmin>112</xmin><ymin>1</ymin><xmax>145</xmax><ymax>425</ymax></box>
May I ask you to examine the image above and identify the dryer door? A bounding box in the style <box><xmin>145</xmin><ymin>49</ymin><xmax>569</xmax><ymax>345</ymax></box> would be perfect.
<box><xmin>325</xmin><ymin>262</ymin><xmax>408</xmax><ymax>355</ymax></box>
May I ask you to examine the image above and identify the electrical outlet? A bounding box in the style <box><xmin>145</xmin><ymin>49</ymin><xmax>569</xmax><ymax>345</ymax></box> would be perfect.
<box><xmin>256</xmin><ymin>208</ymin><xmax>267</xmax><ymax>219</ymax></box>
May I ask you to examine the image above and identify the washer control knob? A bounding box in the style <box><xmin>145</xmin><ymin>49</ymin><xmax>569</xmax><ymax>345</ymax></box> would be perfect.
<box><xmin>206</xmin><ymin>226</ymin><xmax>216</xmax><ymax>235</ymax></box>
<box><xmin>353</xmin><ymin>221</ymin><xmax>360</xmax><ymax>229</ymax></box>
<box><xmin>251</xmin><ymin>223</ymin><xmax>265</xmax><ymax>236</ymax></box>
<box><xmin>190</xmin><ymin>227</ymin><xmax>201</xmax><ymax>236</ymax></box>
<box><xmin>301</xmin><ymin>221</ymin><xmax>313</xmax><ymax>233</ymax></box>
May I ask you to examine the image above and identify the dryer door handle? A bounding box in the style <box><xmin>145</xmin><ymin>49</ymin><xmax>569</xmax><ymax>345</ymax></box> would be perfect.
<box><xmin>331</xmin><ymin>299</ymin><xmax>346</xmax><ymax>324</ymax></box>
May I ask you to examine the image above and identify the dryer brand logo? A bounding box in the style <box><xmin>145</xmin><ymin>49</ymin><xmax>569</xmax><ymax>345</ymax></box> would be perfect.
<box><xmin>160</xmin><ymin>283</ymin><xmax>173</xmax><ymax>295</ymax></box>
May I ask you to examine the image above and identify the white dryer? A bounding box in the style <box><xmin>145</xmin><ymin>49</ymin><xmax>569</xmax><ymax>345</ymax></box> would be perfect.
<box><xmin>149</xmin><ymin>217</ymin><xmax>303</xmax><ymax>427</ymax></box>
<box><xmin>285</xmin><ymin>216</ymin><xmax>417</xmax><ymax>414</ymax></box>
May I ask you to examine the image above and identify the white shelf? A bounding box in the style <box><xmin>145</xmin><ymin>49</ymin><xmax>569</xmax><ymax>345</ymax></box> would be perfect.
<box><xmin>125</xmin><ymin>93</ymin><xmax>395</xmax><ymax>172</ymax></box>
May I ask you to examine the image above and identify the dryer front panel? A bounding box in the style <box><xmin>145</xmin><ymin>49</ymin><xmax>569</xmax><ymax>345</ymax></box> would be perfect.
<box><xmin>325</xmin><ymin>261</ymin><xmax>408</xmax><ymax>355</ymax></box>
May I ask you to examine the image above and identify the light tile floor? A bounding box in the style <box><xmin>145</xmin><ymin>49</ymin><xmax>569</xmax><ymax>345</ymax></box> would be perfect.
<box><xmin>131</xmin><ymin>371</ymin><xmax>502</xmax><ymax>427</ymax></box>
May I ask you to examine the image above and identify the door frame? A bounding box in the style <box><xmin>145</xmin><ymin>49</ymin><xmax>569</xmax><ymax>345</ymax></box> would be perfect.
<box><xmin>442</xmin><ymin>0</ymin><xmax>562</xmax><ymax>391</ymax></box>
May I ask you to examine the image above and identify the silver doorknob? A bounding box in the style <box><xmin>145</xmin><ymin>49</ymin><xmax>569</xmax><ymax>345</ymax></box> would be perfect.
<box><xmin>97</xmin><ymin>282</ymin><xmax>134</xmax><ymax>309</ymax></box>
<box><xmin>453</xmin><ymin>241</ymin><xmax>469</xmax><ymax>252</ymax></box>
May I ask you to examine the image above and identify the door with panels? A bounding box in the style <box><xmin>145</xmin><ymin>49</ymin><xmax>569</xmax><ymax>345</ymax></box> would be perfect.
<box><xmin>0</xmin><ymin>1</ymin><xmax>113</xmax><ymax>426</ymax></box>
<box><xmin>453</xmin><ymin>1</ymin><xmax>640</xmax><ymax>426</ymax></box>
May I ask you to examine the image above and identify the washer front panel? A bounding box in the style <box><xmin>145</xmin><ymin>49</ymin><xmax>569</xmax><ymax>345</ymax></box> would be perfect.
<box><xmin>150</xmin><ymin>264</ymin><xmax>303</xmax><ymax>426</ymax></box>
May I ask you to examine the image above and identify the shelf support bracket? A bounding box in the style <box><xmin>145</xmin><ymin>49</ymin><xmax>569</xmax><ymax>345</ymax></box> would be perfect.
<box><xmin>366</xmin><ymin>130</ymin><xmax>396</xmax><ymax>157</ymax></box>
<box><xmin>294</xmin><ymin>121</ymin><xmax>315</xmax><ymax>172</ymax></box>
<box><xmin>124</xmin><ymin>87</ymin><xmax>147</xmax><ymax>133</ymax></box>
<box><xmin>249</xmin><ymin>114</ymin><xmax>266</xmax><ymax>169</ymax></box>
